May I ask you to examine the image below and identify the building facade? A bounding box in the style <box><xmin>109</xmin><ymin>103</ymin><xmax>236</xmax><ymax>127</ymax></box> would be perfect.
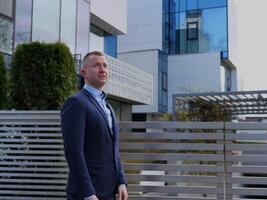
<box><xmin>0</xmin><ymin>0</ymin><xmax>153</xmax><ymax>120</ymax></box>
<box><xmin>118</xmin><ymin>0</ymin><xmax>237</xmax><ymax>119</ymax></box>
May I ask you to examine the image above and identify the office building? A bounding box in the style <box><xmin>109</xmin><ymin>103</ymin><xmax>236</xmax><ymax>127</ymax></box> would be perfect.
<box><xmin>0</xmin><ymin>0</ymin><xmax>153</xmax><ymax>120</ymax></box>
<box><xmin>118</xmin><ymin>0</ymin><xmax>237</xmax><ymax>120</ymax></box>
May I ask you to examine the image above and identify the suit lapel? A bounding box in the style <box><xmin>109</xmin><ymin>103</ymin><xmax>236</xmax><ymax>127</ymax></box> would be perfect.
<box><xmin>81</xmin><ymin>89</ymin><xmax>114</xmax><ymax>139</ymax></box>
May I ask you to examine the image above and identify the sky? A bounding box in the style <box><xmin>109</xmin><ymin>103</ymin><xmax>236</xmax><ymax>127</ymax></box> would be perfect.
<box><xmin>234</xmin><ymin>0</ymin><xmax>267</xmax><ymax>91</ymax></box>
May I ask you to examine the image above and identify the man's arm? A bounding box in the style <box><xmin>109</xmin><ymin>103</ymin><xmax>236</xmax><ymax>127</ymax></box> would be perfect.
<box><xmin>61</xmin><ymin>97</ymin><xmax>96</xmax><ymax>198</ymax></box>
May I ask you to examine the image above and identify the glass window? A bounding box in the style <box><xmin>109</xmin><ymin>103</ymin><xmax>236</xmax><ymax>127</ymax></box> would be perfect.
<box><xmin>0</xmin><ymin>18</ymin><xmax>13</xmax><ymax>54</ymax></box>
<box><xmin>179</xmin><ymin>12</ymin><xmax>186</xmax><ymax>29</ymax></box>
<box><xmin>187</xmin><ymin>0</ymin><xmax>198</xmax><ymax>11</ymax></box>
<box><xmin>163</xmin><ymin>91</ymin><xmax>167</xmax><ymax>107</ymax></box>
<box><xmin>200</xmin><ymin>7</ymin><xmax>227</xmax><ymax>52</ymax></box>
<box><xmin>187</xmin><ymin>22</ymin><xmax>198</xmax><ymax>40</ymax></box>
<box><xmin>178</xmin><ymin>12</ymin><xmax>186</xmax><ymax>54</ymax></box>
<box><xmin>158</xmin><ymin>71</ymin><xmax>163</xmax><ymax>104</ymax></box>
<box><xmin>104</xmin><ymin>35</ymin><xmax>117</xmax><ymax>58</ymax></box>
<box><xmin>89</xmin><ymin>32</ymin><xmax>104</xmax><ymax>52</ymax></box>
<box><xmin>14</xmin><ymin>0</ymin><xmax>32</xmax><ymax>47</ymax></box>
<box><xmin>76</xmin><ymin>0</ymin><xmax>89</xmax><ymax>56</ymax></box>
<box><xmin>0</xmin><ymin>0</ymin><xmax>13</xmax><ymax>18</ymax></box>
<box><xmin>32</xmin><ymin>0</ymin><xmax>60</xmax><ymax>42</ymax></box>
<box><xmin>170</xmin><ymin>0</ymin><xmax>176</xmax><ymax>13</ymax></box>
<box><xmin>179</xmin><ymin>0</ymin><xmax>186</xmax><ymax>12</ymax></box>
<box><xmin>163</xmin><ymin>73</ymin><xmax>167</xmax><ymax>90</ymax></box>
<box><xmin>61</xmin><ymin>0</ymin><xmax>76</xmax><ymax>53</ymax></box>
<box><xmin>172</xmin><ymin>0</ymin><xmax>179</xmax><ymax>13</ymax></box>
<box><xmin>91</xmin><ymin>24</ymin><xmax>104</xmax><ymax>36</ymax></box>
<box><xmin>198</xmin><ymin>0</ymin><xmax>227</xmax><ymax>9</ymax></box>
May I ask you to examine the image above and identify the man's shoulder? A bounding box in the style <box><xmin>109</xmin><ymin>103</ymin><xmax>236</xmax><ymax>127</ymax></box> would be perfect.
<box><xmin>67</xmin><ymin>90</ymin><xmax>86</xmax><ymax>101</ymax></box>
<box><xmin>61</xmin><ymin>90</ymin><xmax>86</xmax><ymax>108</ymax></box>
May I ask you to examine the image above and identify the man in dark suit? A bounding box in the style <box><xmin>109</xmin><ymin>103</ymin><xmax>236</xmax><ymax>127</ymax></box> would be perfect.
<box><xmin>61</xmin><ymin>51</ymin><xmax>128</xmax><ymax>200</ymax></box>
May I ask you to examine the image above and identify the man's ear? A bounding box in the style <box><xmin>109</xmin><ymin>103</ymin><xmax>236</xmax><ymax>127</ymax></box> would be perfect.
<box><xmin>80</xmin><ymin>68</ymin><xmax>85</xmax><ymax>77</ymax></box>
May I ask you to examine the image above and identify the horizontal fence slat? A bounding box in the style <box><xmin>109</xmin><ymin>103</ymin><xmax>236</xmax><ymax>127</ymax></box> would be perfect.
<box><xmin>127</xmin><ymin>185</ymin><xmax>221</xmax><ymax>194</ymax></box>
<box><xmin>229</xmin><ymin>165</ymin><xmax>267</xmax><ymax>173</ymax></box>
<box><xmin>225</xmin><ymin>122</ymin><xmax>267</xmax><ymax>130</ymax></box>
<box><xmin>0</xmin><ymin>144</ymin><xmax>63</xmax><ymax>148</ymax></box>
<box><xmin>0</xmin><ymin>190</ymin><xmax>65</xmax><ymax>196</ymax></box>
<box><xmin>123</xmin><ymin>163</ymin><xmax>224</xmax><ymax>172</ymax></box>
<box><xmin>0</xmin><ymin>121</ymin><xmax>60</xmax><ymax>125</ymax></box>
<box><xmin>0</xmin><ymin>155</ymin><xmax>66</xmax><ymax>160</ymax></box>
<box><xmin>0</xmin><ymin>138</ymin><xmax>63</xmax><ymax>143</ymax></box>
<box><xmin>0</xmin><ymin>161</ymin><xmax>67</xmax><ymax>166</ymax></box>
<box><xmin>226</xmin><ymin>133</ymin><xmax>267</xmax><ymax>140</ymax></box>
<box><xmin>0</xmin><ymin>179</ymin><xmax>66</xmax><ymax>184</ymax></box>
<box><xmin>0</xmin><ymin>167</ymin><xmax>68</xmax><ymax>172</ymax></box>
<box><xmin>126</xmin><ymin>174</ymin><xmax>222</xmax><ymax>183</ymax></box>
<box><xmin>119</xmin><ymin>122</ymin><xmax>224</xmax><ymax>129</ymax></box>
<box><xmin>226</xmin><ymin>143</ymin><xmax>267</xmax><ymax>151</ymax></box>
<box><xmin>128</xmin><ymin>196</ymin><xmax>217</xmax><ymax>200</ymax></box>
<box><xmin>0</xmin><ymin>197</ymin><xmax>65</xmax><ymax>200</ymax></box>
<box><xmin>228</xmin><ymin>155</ymin><xmax>267</xmax><ymax>162</ymax></box>
<box><xmin>0</xmin><ymin>150</ymin><xmax>64</xmax><ymax>154</ymax></box>
<box><xmin>0</xmin><ymin>173</ymin><xmax>67</xmax><ymax>178</ymax></box>
<box><xmin>121</xmin><ymin>153</ymin><xmax>224</xmax><ymax>161</ymax></box>
<box><xmin>0</xmin><ymin>184</ymin><xmax>65</xmax><ymax>190</ymax></box>
<box><xmin>230</xmin><ymin>187</ymin><xmax>267</xmax><ymax>196</ymax></box>
<box><xmin>119</xmin><ymin>132</ymin><xmax>223</xmax><ymax>140</ymax></box>
<box><xmin>0</xmin><ymin>132</ymin><xmax>62</xmax><ymax>137</ymax></box>
<box><xmin>227</xmin><ymin>176</ymin><xmax>267</xmax><ymax>184</ymax></box>
<box><xmin>0</xmin><ymin>127</ymin><xmax>61</xmax><ymax>131</ymax></box>
<box><xmin>120</xmin><ymin>143</ymin><xmax>222</xmax><ymax>151</ymax></box>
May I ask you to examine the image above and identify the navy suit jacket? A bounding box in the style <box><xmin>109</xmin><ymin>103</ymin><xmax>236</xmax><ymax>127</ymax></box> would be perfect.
<box><xmin>61</xmin><ymin>89</ymin><xmax>127</xmax><ymax>199</ymax></box>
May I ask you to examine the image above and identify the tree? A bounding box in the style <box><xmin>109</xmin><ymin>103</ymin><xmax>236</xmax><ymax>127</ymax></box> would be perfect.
<box><xmin>0</xmin><ymin>53</ymin><xmax>8</xmax><ymax>109</ymax></box>
<box><xmin>161</xmin><ymin>99</ymin><xmax>231</xmax><ymax>122</ymax></box>
<box><xmin>10</xmin><ymin>42</ymin><xmax>77</xmax><ymax>110</ymax></box>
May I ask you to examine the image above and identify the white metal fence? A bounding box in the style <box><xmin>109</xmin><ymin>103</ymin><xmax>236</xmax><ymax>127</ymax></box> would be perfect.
<box><xmin>1</xmin><ymin>111</ymin><xmax>267</xmax><ymax>199</ymax></box>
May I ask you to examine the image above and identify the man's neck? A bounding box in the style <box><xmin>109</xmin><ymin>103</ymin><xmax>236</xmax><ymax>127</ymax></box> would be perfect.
<box><xmin>84</xmin><ymin>83</ymin><xmax>103</xmax><ymax>92</ymax></box>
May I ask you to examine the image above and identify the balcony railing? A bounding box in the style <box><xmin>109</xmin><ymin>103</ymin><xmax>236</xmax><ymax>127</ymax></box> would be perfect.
<box><xmin>73</xmin><ymin>54</ymin><xmax>153</xmax><ymax>105</ymax></box>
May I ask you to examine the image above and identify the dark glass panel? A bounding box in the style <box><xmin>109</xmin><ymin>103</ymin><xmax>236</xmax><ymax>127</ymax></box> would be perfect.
<box><xmin>187</xmin><ymin>22</ymin><xmax>198</xmax><ymax>40</ymax></box>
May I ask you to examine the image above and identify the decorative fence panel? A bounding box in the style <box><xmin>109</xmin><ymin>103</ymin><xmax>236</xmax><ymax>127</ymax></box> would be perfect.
<box><xmin>1</xmin><ymin>111</ymin><xmax>267</xmax><ymax>199</ymax></box>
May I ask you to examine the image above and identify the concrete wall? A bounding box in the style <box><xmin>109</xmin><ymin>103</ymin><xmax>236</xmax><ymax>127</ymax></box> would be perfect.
<box><xmin>168</xmin><ymin>52</ymin><xmax>222</xmax><ymax>112</ymax></box>
<box><xmin>118</xmin><ymin>0</ymin><xmax>163</xmax><ymax>53</ymax></box>
<box><xmin>228</xmin><ymin>0</ymin><xmax>238</xmax><ymax>68</ymax></box>
<box><xmin>90</xmin><ymin>0</ymin><xmax>127</xmax><ymax>35</ymax></box>
<box><xmin>118</xmin><ymin>50</ymin><xmax>159</xmax><ymax>113</ymax></box>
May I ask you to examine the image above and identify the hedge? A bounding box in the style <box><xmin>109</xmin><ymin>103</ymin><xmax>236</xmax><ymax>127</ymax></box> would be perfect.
<box><xmin>10</xmin><ymin>42</ymin><xmax>77</xmax><ymax>110</ymax></box>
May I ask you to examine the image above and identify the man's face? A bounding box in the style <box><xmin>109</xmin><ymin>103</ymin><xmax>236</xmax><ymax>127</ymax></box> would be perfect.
<box><xmin>81</xmin><ymin>55</ymin><xmax>109</xmax><ymax>90</ymax></box>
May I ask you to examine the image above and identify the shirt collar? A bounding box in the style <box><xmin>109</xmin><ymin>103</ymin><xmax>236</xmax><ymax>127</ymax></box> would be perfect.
<box><xmin>83</xmin><ymin>83</ymin><xmax>102</xmax><ymax>98</ymax></box>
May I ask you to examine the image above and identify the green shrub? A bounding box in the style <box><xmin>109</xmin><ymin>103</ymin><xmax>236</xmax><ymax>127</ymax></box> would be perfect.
<box><xmin>10</xmin><ymin>42</ymin><xmax>77</xmax><ymax>110</ymax></box>
<box><xmin>0</xmin><ymin>53</ymin><xmax>8</xmax><ymax>109</ymax></box>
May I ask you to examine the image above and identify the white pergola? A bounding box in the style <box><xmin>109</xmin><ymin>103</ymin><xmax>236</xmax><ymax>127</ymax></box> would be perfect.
<box><xmin>173</xmin><ymin>90</ymin><xmax>267</xmax><ymax>115</ymax></box>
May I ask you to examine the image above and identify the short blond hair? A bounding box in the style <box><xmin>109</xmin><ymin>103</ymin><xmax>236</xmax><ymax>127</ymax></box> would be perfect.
<box><xmin>83</xmin><ymin>51</ymin><xmax>104</xmax><ymax>67</ymax></box>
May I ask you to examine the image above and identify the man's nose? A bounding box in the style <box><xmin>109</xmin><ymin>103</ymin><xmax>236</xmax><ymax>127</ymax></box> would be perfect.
<box><xmin>99</xmin><ymin>65</ymin><xmax>106</xmax><ymax>71</ymax></box>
